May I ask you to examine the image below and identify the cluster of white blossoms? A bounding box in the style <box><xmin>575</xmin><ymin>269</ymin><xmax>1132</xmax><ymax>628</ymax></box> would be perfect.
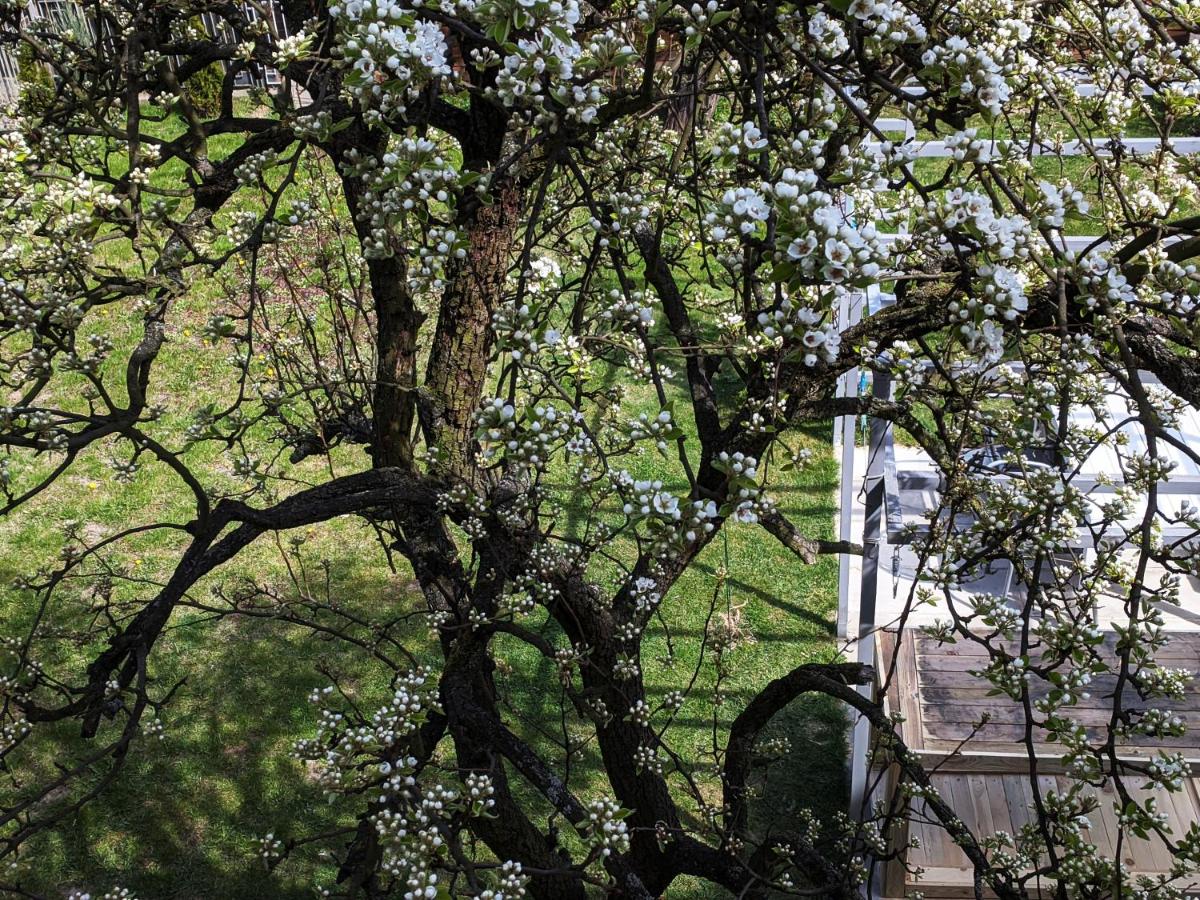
<box><xmin>478</xmin><ymin>860</ymin><xmax>530</xmax><ymax>899</ymax></box>
<box><xmin>1066</xmin><ymin>1</ymin><xmax>1152</xmax><ymax>58</ymax></box>
<box><xmin>1</xmin><ymin>407</ymin><xmax>64</xmax><ymax>449</ymax></box>
<box><xmin>226</xmin><ymin>210</ymin><xmax>264</xmax><ymax>246</ymax></box>
<box><xmin>947</xmin><ymin>261</ymin><xmax>1028</xmax><ymax>358</ymax></box>
<box><xmin>46</xmin><ymin>170</ymin><xmax>121</xmax><ymax>226</ymax></box>
<box><xmin>1144</xmin><ymin>751</ymin><xmax>1191</xmax><ymax>793</ymax></box>
<box><xmin>373</xmin><ymin>782</ymin><xmax>455</xmax><ymax>892</ymax></box>
<box><xmin>755</xmin><ymin>298</ymin><xmax>841</xmax><ymax>367</ymax></box>
<box><xmin>770</xmin><ymin>167</ymin><xmax>886</xmax><ymax>285</ymax></box>
<box><xmin>1036</xmin><ymin>180</ymin><xmax>1090</xmax><ymax>229</ymax></box>
<box><xmin>491</xmin><ymin>257</ymin><xmax>564</xmax><ymax>358</ymax></box>
<box><xmin>492</xmin><ymin>302</ymin><xmax>550</xmax><ymax>361</ymax></box>
<box><xmin>234</xmin><ymin>150</ymin><xmax>279</xmax><ymax>186</ymax></box>
<box><xmin>487</xmin><ymin>0</ymin><xmax>618</xmax><ymax>124</ymax></box>
<box><xmin>626</xmin><ymin>408</ymin><xmax>678</xmax><ymax>451</ymax></box>
<box><xmin>681</xmin><ymin>0</ymin><xmax>729</xmax><ymax>39</ymax></box>
<box><xmin>920</xmin><ymin>36</ymin><xmax>1011</xmax><ymax>116</ymax></box>
<box><xmin>258</xmin><ymin>832</ymin><xmax>284</xmax><ymax>863</ymax></box>
<box><xmin>628</xmin><ymin>698</ymin><xmax>652</xmax><ymax>726</ymax></box>
<box><xmin>612</xmin><ymin>652</ymin><xmax>640</xmax><ymax>680</ymax></box>
<box><xmin>629</xmin><ymin>576</ymin><xmax>662</xmax><ymax>615</ymax></box>
<box><xmin>713</xmin><ymin>451</ymin><xmax>767</xmax><ymax>524</ymax></box>
<box><xmin>618</xmin><ymin>476</ymin><xmax>680</xmax><ymax>521</ymax></box>
<box><xmin>273</xmin><ymin>29</ymin><xmax>313</xmax><ymax>67</ymax></box>
<box><xmin>706</xmin><ymin>122</ymin><xmax>885</xmax><ymax>293</ymax></box>
<box><xmin>1072</xmin><ymin>251</ymin><xmax>1137</xmax><ymax>311</ymax></box>
<box><xmin>343</xmin><ymin>139</ymin><xmax>464</xmax><ymax>285</ymax></box>
<box><xmin>1122</xmin><ymin>707</ymin><xmax>1188</xmax><ymax>739</ymax></box>
<box><xmin>499</xmin><ymin>547</ymin><xmax>573</xmax><ymax>615</ymax></box>
<box><xmin>291</xmin><ymin>107</ymin><xmax>334</xmax><ymax>141</ymax></box>
<box><xmin>474</xmin><ymin>399</ymin><xmax>575</xmax><ymax>470</ymax></box>
<box><xmin>290</xmin><ymin>671</ymin><xmax>530</xmax><ymax>897</ymax></box>
<box><xmin>633</xmin><ymin>743</ymin><xmax>662</xmax><ymax>774</ymax></box>
<box><xmin>0</xmin><ymin>713</ymin><xmax>31</xmax><ymax>755</ymax></box>
<box><xmin>546</xmin><ymin>30</ymin><xmax>633</xmax><ymax>125</ymax></box>
<box><xmin>1</xmin><ymin>278</ymin><xmax>64</xmax><ymax>334</ymax></box>
<box><xmin>942</xmin><ymin>128</ymin><xmax>995</xmax><ymax>163</ymax></box>
<box><xmin>709</xmin><ymin>121</ymin><xmax>768</xmax><ymax>160</ymax></box>
<box><xmin>921</xmin><ymin>188</ymin><xmax>1031</xmax><ymax>260</ymax></box>
<box><xmin>603</xmin><ymin>188</ymin><xmax>651</xmax><ymax>233</ymax></box>
<box><xmin>612</xmin><ymin>471</ymin><xmax>720</xmax><ymax>547</ymax></box>
<box><xmin>1149</xmin><ymin>258</ymin><xmax>1200</xmax><ymax>316</ymax></box>
<box><xmin>331</xmin><ymin>0</ymin><xmax>451</xmax><ymax>111</ymax></box>
<box><xmin>525</xmin><ymin>253</ymin><xmax>562</xmax><ymax>292</ymax></box>
<box><xmin>804</xmin><ymin>10</ymin><xmax>849</xmax><ymax>58</ymax></box>
<box><xmin>847</xmin><ymin>0</ymin><xmax>927</xmax><ymax>53</ymax></box>
<box><xmin>705</xmin><ymin>186</ymin><xmax>770</xmax><ymax>240</ymax></box>
<box><xmin>599</xmin><ymin>287</ymin><xmax>655</xmax><ymax>328</ymax></box>
<box><xmin>294</xmin><ymin>669</ymin><xmax>439</xmax><ymax>799</ymax></box>
<box><xmin>583</xmin><ymin>797</ymin><xmax>631</xmax><ymax>857</ymax></box>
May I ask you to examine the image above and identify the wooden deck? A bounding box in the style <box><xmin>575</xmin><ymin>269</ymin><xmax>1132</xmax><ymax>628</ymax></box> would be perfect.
<box><xmin>873</xmin><ymin>629</ymin><xmax>1200</xmax><ymax>897</ymax></box>
<box><xmin>878</xmin><ymin>629</ymin><xmax>1200</xmax><ymax>763</ymax></box>
<box><xmin>900</xmin><ymin>774</ymin><xmax>1200</xmax><ymax>897</ymax></box>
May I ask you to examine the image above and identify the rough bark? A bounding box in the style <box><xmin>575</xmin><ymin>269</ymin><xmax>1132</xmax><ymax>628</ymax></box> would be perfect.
<box><xmin>423</xmin><ymin>182</ymin><xmax>524</xmax><ymax>479</ymax></box>
<box><xmin>369</xmin><ymin>255</ymin><xmax>422</xmax><ymax>469</ymax></box>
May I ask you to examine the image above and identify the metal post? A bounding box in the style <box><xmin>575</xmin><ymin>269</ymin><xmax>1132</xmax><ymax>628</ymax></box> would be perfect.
<box><xmin>849</xmin><ymin>367</ymin><xmax>892</xmax><ymax>819</ymax></box>
<box><xmin>858</xmin><ymin>370</ymin><xmax>891</xmax><ymax>637</ymax></box>
<box><xmin>835</xmin><ymin>290</ymin><xmax>863</xmax><ymax>639</ymax></box>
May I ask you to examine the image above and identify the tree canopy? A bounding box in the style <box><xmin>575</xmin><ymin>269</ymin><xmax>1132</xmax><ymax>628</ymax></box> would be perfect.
<box><xmin>3</xmin><ymin>0</ymin><xmax>1200</xmax><ymax>896</ymax></box>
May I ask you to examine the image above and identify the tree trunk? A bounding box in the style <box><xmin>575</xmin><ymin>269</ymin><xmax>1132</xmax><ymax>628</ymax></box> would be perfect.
<box><xmin>423</xmin><ymin>181</ymin><xmax>524</xmax><ymax>479</ymax></box>
<box><xmin>370</xmin><ymin>255</ymin><xmax>421</xmax><ymax>469</ymax></box>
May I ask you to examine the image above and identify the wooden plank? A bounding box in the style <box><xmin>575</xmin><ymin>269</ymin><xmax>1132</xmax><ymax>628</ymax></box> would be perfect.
<box><xmin>915</xmin><ymin>669</ymin><xmax>1200</xmax><ymax>698</ymax></box>
<box><xmin>916</xmin><ymin>685</ymin><xmax>1200</xmax><ymax>708</ymax></box>
<box><xmin>876</xmin><ymin>629</ymin><xmax>900</xmax><ymax>720</ymax></box>
<box><xmin>911</xmin><ymin>796</ymin><xmax>959</xmax><ymax>869</ymax></box>
<box><xmin>967</xmin><ymin>773</ymin><xmax>997</xmax><ymax>839</ymax></box>
<box><xmin>985</xmin><ymin>772</ymin><xmax>1015</xmax><ymax>839</ymax></box>
<box><xmin>879</xmin><ymin>762</ymin><xmax>909</xmax><ymax>899</ymax></box>
<box><xmin>1158</xmin><ymin>780</ymin><xmax>1194</xmax><ymax>844</ymax></box>
<box><xmin>1002</xmin><ymin>774</ymin><xmax>1035</xmax><ymax>839</ymax></box>
<box><xmin>941</xmin><ymin>775</ymin><xmax>974</xmax><ymax>874</ymax></box>
<box><xmin>917</xmin><ymin>749</ymin><xmax>1067</xmax><ymax>774</ymax></box>
<box><xmin>1125</xmin><ymin>781</ymin><xmax>1174</xmax><ymax>872</ymax></box>
<box><xmin>920</xmin><ymin>746</ymin><xmax>1194</xmax><ymax>768</ymax></box>
<box><xmin>920</xmin><ymin>704</ymin><xmax>1197</xmax><ymax>728</ymax></box>
<box><xmin>913</xmin><ymin>633</ymin><xmax>1200</xmax><ymax>658</ymax></box>
<box><xmin>1099</xmin><ymin>777</ymin><xmax>1140</xmax><ymax>869</ymax></box>
<box><xmin>920</xmin><ymin>719</ymin><xmax>1200</xmax><ymax>748</ymax></box>
<box><xmin>1083</xmin><ymin>778</ymin><xmax>1117</xmax><ymax>859</ymax></box>
<box><xmin>899</xmin><ymin>629</ymin><xmax>925</xmax><ymax>750</ymax></box>
<box><xmin>905</xmin><ymin>866</ymin><xmax>1054</xmax><ymax>898</ymax></box>
<box><xmin>909</xmin><ymin>654</ymin><xmax>1200</xmax><ymax>675</ymax></box>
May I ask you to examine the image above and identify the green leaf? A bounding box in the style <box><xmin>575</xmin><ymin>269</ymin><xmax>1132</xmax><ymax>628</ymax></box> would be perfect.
<box><xmin>488</xmin><ymin>19</ymin><xmax>511</xmax><ymax>44</ymax></box>
<box><xmin>771</xmin><ymin>261</ymin><xmax>796</xmax><ymax>282</ymax></box>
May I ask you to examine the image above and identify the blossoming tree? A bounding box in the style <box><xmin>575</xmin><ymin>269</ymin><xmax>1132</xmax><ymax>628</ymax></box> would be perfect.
<box><xmin>3</xmin><ymin>0</ymin><xmax>1200</xmax><ymax>895</ymax></box>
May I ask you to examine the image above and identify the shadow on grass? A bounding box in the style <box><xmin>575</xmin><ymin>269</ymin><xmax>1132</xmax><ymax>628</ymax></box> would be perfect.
<box><xmin>19</xmin><ymin>568</ymin><xmax>426</xmax><ymax>899</ymax></box>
